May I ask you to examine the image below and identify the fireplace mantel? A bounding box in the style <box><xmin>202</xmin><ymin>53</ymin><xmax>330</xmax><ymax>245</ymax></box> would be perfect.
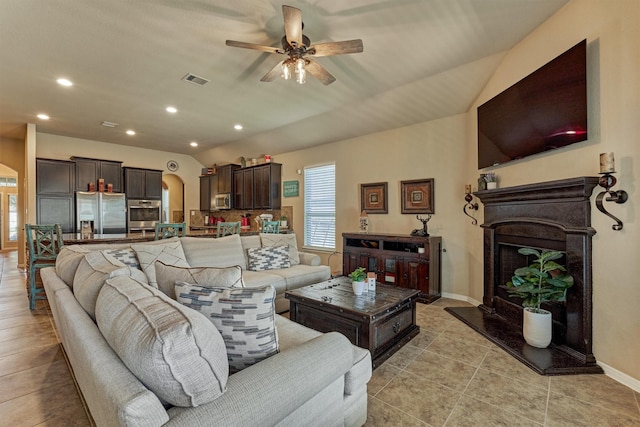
<box><xmin>447</xmin><ymin>177</ymin><xmax>603</xmax><ymax>375</ymax></box>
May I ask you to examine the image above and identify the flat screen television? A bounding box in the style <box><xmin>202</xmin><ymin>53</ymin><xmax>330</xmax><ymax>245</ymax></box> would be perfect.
<box><xmin>477</xmin><ymin>39</ymin><xmax>587</xmax><ymax>169</ymax></box>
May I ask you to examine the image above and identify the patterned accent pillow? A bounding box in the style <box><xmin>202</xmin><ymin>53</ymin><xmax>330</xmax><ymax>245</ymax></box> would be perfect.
<box><xmin>260</xmin><ymin>233</ymin><xmax>300</xmax><ymax>265</ymax></box>
<box><xmin>154</xmin><ymin>262</ymin><xmax>244</xmax><ymax>300</ymax></box>
<box><xmin>103</xmin><ymin>248</ymin><xmax>141</xmax><ymax>269</ymax></box>
<box><xmin>131</xmin><ymin>238</ymin><xmax>189</xmax><ymax>288</ymax></box>
<box><xmin>247</xmin><ymin>245</ymin><xmax>290</xmax><ymax>271</ymax></box>
<box><xmin>97</xmin><ymin>276</ymin><xmax>229</xmax><ymax>407</ymax></box>
<box><xmin>175</xmin><ymin>283</ymin><xmax>279</xmax><ymax>373</ymax></box>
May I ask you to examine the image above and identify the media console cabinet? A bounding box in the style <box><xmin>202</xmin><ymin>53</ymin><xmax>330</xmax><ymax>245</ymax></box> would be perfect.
<box><xmin>342</xmin><ymin>233</ymin><xmax>442</xmax><ymax>303</ymax></box>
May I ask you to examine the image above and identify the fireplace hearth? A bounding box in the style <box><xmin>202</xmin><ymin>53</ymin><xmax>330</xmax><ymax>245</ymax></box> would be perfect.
<box><xmin>446</xmin><ymin>177</ymin><xmax>604</xmax><ymax>375</ymax></box>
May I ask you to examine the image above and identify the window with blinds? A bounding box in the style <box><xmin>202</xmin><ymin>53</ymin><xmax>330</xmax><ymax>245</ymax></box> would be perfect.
<box><xmin>304</xmin><ymin>163</ymin><xmax>335</xmax><ymax>250</ymax></box>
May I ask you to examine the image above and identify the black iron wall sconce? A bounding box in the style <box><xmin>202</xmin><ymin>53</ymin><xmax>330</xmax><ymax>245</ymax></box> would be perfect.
<box><xmin>463</xmin><ymin>185</ymin><xmax>478</xmax><ymax>225</ymax></box>
<box><xmin>595</xmin><ymin>152</ymin><xmax>628</xmax><ymax>231</ymax></box>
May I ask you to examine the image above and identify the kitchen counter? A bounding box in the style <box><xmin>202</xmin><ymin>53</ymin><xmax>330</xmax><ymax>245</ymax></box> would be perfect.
<box><xmin>62</xmin><ymin>233</ymin><xmax>156</xmax><ymax>245</ymax></box>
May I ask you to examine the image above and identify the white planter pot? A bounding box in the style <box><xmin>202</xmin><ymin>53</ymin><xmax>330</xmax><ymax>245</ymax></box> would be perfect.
<box><xmin>486</xmin><ymin>182</ymin><xmax>497</xmax><ymax>189</ymax></box>
<box><xmin>523</xmin><ymin>307</ymin><xmax>552</xmax><ymax>348</ymax></box>
<box><xmin>280</xmin><ymin>220</ymin><xmax>287</xmax><ymax>228</ymax></box>
<box><xmin>352</xmin><ymin>281</ymin><xmax>366</xmax><ymax>296</ymax></box>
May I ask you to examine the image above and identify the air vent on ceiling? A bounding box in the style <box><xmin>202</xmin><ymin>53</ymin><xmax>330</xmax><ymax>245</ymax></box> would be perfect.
<box><xmin>101</xmin><ymin>121</ymin><xmax>119</xmax><ymax>128</ymax></box>
<box><xmin>182</xmin><ymin>73</ymin><xmax>209</xmax><ymax>86</ymax></box>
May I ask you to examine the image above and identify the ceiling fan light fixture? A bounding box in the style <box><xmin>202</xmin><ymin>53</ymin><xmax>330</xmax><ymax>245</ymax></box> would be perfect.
<box><xmin>281</xmin><ymin>60</ymin><xmax>293</xmax><ymax>80</ymax></box>
<box><xmin>295</xmin><ymin>58</ymin><xmax>306</xmax><ymax>84</ymax></box>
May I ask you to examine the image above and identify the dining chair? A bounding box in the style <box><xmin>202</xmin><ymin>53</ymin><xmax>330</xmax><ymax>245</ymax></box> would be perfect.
<box><xmin>25</xmin><ymin>224</ymin><xmax>64</xmax><ymax>310</ymax></box>
<box><xmin>216</xmin><ymin>221</ymin><xmax>240</xmax><ymax>237</ymax></box>
<box><xmin>155</xmin><ymin>222</ymin><xmax>187</xmax><ymax>240</ymax></box>
<box><xmin>261</xmin><ymin>221</ymin><xmax>281</xmax><ymax>234</ymax></box>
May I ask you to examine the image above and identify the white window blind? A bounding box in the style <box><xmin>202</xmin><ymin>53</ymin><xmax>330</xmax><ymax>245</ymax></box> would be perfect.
<box><xmin>304</xmin><ymin>163</ymin><xmax>335</xmax><ymax>249</ymax></box>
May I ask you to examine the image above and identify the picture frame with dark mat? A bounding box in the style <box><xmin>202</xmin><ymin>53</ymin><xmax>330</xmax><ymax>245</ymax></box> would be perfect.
<box><xmin>401</xmin><ymin>178</ymin><xmax>434</xmax><ymax>214</ymax></box>
<box><xmin>360</xmin><ymin>182</ymin><xmax>388</xmax><ymax>214</ymax></box>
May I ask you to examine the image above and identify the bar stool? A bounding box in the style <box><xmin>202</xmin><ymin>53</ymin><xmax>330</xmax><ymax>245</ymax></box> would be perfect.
<box><xmin>155</xmin><ymin>222</ymin><xmax>187</xmax><ymax>240</ymax></box>
<box><xmin>261</xmin><ymin>221</ymin><xmax>281</xmax><ymax>233</ymax></box>
<box><xmin>25</xmin><ymin>224</ymin><xmax>63</xmax><ymax>310</ymax></box>
<box><xmin>216</xmin><ymin>222</ymin><xmax>240</xmax><ymax>237</ymax></box>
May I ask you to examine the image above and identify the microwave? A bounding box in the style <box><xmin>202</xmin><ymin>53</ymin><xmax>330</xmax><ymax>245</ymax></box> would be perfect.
<box><xmin>214</xmin><ymin>193</ymin><xmax>231</xmax><ymax>210</ymax></box>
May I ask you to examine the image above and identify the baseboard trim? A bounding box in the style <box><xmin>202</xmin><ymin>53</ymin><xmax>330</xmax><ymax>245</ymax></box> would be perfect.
<box><xmin>597</xmin><ymin>361</ymin><xmax>640</xmax><ymax>393</ymax></box>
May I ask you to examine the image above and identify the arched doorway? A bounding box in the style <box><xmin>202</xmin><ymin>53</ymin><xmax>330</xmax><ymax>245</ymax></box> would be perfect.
<box><xmin>0</xmin><ymin>163</ymin><xmax>19</xmax><ymax>250</ymax></box>
<box><xmin>162</xmin><ymin>174</ymin><xmax>185</xmax><ymax>224</ymax></box>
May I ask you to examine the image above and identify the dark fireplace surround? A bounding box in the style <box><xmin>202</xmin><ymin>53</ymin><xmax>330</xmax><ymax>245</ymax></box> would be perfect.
<box><xmin>446</xmin><ymin>177</ymin><xmax>603</xmax><ymax>375</ymax></box>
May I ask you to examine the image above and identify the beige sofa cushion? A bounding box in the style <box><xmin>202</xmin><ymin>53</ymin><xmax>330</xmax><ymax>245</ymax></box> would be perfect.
<box><xmin>175</xmin><ymin>282</ymin><xmax>279</xmax><ymax>374</ymax></box>
<box><xmin>154</xmin><ymin>262</ymin><xmax>244</xmax><ymax>299</ymax></box>
<box><xmin>260</xmin><ymin>233</ymin><xmax>300</xmax><ymax>265</ymax></box>
<box><xmin>131</xmin><ymin>238</ymin><xmax>189</xmax><ymax>287</ymax></box>
<box><xmin>181</xmin><ymin>235</ymin><xmax>247</xmax><ymax>269</ymax></box>
<box><xmin>96</xmin><ymin>275</ymin><xmax>229</xmax><ymax>407</ymax></box>
<box><xmin>56</xmin><ymin>245</ymin><xmax>92</xmax><ymax>287</ymax></box>
<box><xmin>73</xmin><ymin>251</ymin><xmax>148</xmax><ymax>320</ymax></box>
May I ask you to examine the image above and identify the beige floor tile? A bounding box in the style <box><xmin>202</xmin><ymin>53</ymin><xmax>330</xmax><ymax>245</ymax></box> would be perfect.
<box><xmin>546</xmin><ymin>391</ymin><xmax>640</xmax><ymax>426</ymax></box>
<box><xmin>368</xmin><ymin>362</ymin><xmax>402</xmax><ymax>396</ymax></box>
<box><xmin>430</xmin><ymin>297</ymin><xmax>473</xmax><ymax>308</ymax></box>
<box><xmin>405</xmin><ymin>350</ymin><xmax>477</xmax><ymax>391</ymax></box>
<box><xmin>550</xmin><ymin>373</ymin><xmax>640</xmax><ymax>419</ymax></box>
<box><xmin>407</xmin><ymin>328</ymin><xmax>439</xmax><ymax>349</ymax></box>
<box><xmin>0</xmin><ymin>359</ymin><xmax>74</xmax><ymax>404</ymax></box>
<box><xmin>463</xmin><ymin>368</ymin><xmax>548</xmax><ymax>424</ymax></box>
<box><xmin>478</xmin><ymin>347</ymin><xmax>550</xmax><ymax>389</ymax></box>
<box><xmin>0</xmin><ymin>343</ymin><xmax>65</xmax><ymax>376</ymax></box>
<box><xmin>383</xmin><ymin>342</ymin><xmax>423</xmax><ymax>369</ymax></box>
<box><xmin>365</xmin><ymin>396</ymin><xmax>428</xmax><ymax>427</ymax></box>
<box><xmin>426</xmin><ymin>334</ymin><xmax>491</xmax><ymax>367</ymax></box>
<box><xmin>375</xmin><ymin>370</ymin><xmax>461</xmax><ymax>426</ymax></box>
<box><xmin>446</xmin><ymin>394</ymin><xmax>542</xmax><ymax>426</ymax></box>
<box><xmin>441</xmin><ymin>320</ymin><xmax>494</xmax><ymax>348</ymax></box>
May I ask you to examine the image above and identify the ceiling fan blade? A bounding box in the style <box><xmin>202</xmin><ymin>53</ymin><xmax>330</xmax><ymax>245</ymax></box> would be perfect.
<box><xmin>282</xmin><ymin>5</ymin><xmax>303</xmax><ymax>47</ymax></box>
<box><xmin>260</xmin><ymin>61</ymin><xmax>284</xmax><ymax>82</ymax></box>
<box><xmin>308</xmin><ymin>39</ymin><xmax>364</xmax><ymax>57</ymax></box>
<box><xmin>305</xmin><ymin>60</ymin><xmax>336</xmax><ymax>85</ymax></box>
<box><xmin>226</xmin><ymin>40</ymin><xmax>284</xmax><ymax>54</ymax></box>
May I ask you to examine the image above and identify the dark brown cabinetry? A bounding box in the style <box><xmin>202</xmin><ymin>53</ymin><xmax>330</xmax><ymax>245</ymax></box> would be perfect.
<box><xmin>342</xmin><ymin>233</ymin><xmax>442</xmax><ymax>303</ymax></box>
<box><xmin>199</xmin><ymin>164</ymin><xmax>239</xmax><ymax>211</ymax></box>
<box><xmin>233</xmin><ymin>163</ymin><xmax>281</xmax><ymax>210</ymax></box>
<box><xmin>36</xmin><ymin>158</ymin><xmax>75</xmax><ymax>232</ymax></box>
<box><xmin>71</xmin><ymin>157</ymin><xmax>122</xmax><ymax>192</ymax></box>
<box><xmin>123</xmin><ymin>167</ymin><xmax>162</xmax><ymax>200</ymax></box>
<box><xmin>216</xmin><ymin>164</ymin><xmax>239</xmax><ymax>194</ymax></box>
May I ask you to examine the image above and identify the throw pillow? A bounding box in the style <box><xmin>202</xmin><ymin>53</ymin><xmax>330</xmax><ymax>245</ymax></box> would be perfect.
<box><xmin>260</xmin><ymin>233</ymin><xmax>300</xmax><ymax>265</ymax></box>
<box><xmin>131</xmin><ymin>238</ymin><xmax>189</xmax><ymax>288</ymax></box>
<box><xmin>175</xmin><ymin>282</ymin><xmax>279</xmax><ymax>373</ymax></box>
<box><xmin>247</xmin><ymin>245</ymin><xmax>290</xmax><ymax>271</ymax></box>
<box><xmin>154</xmin><ymin>262</ymin><xmax>244</xmax><ymax>299</ymax></box>
<box><xmin>56</xmin><ymin>245</ymin><xmax>91</xmax><ymax>287</ymax></box>
<box><xmin>96</xmin><ymin>275</ymin><xmax>229</xmax><ymax>407</ymax></box>
<box><xmin>73</xmin><ymin>251</ymin><xmax>149</xmax><ymax>320</ymax></box>
<box><xmin>103</xmin><ymin>247</ymin><xmax>141</xmax><ymax>269</ymax></box>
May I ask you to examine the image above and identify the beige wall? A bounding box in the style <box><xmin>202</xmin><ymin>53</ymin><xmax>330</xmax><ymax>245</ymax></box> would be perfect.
<box><xmin>467</xmin><ymin>0</ymin><xmax>640</xmax><ymax>384</ymax></box>
<box><xmin>162</xmin><ymin>173</ymin><xmax>184</xmax><ymax>222</ymax></box>
<box><xmin>35</xmin><ymin>133</ymin><xmax>204</xmax><ymax>221</ymax></box>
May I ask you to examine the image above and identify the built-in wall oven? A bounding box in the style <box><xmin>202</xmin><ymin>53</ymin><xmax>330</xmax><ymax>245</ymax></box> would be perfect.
<box><xmin>127</xmin><ymin>199</ymin><xmax>161</xmax><ymax>231</ymax></box>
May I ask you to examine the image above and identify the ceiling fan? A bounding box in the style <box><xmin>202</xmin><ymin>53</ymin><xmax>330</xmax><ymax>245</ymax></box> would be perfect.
<box><xmin>225</xmin><ymin>5</ymin><xmax>363</xmax><ymax>85</ymax></box>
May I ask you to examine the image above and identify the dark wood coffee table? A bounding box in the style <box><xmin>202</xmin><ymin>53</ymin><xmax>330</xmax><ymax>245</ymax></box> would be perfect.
<box><xmin>285</xmin><ymin>276</ymin><xmax>420</xmax><ymax>368</ymax></box>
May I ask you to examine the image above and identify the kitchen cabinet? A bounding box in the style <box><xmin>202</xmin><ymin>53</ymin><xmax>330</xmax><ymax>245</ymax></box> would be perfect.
<box><xmin>71</xmin><ymin>157</ymin><xmax>122</xmax><ymax>192</ymax></box>
<box><xmin>216</xmin><ymin>164</ymin><xmax>239</xmax><ymax>194</ymax></box>
<box><xmin>123</xmin><ymin>167</ymin><xmax>162</xmax><ymax>200</ymax></box>
<box><xmin>233</xmin><ymin>163</ymin><xmax>281</xmax><ymax>210</ymax></box>
<box><xmin>36</xmin><ymin>158</ymin><xmax>75</xmax><ymax>232</ymax></box>
<box><xmin>342</xmin><ymin>233</ymin><xmax>442</xmax><ymax>303</ymax></box>
<box><xmin>199</xmin><ymin>174</ymin><xmax>217</xmax><ymax>211</ymax></box>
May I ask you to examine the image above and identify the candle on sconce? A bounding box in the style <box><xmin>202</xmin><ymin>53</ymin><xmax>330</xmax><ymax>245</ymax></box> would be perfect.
<box><xmin>599</xmin><ymin>152</ymin><xmax>615</xmax><ymax>174</ymax></box>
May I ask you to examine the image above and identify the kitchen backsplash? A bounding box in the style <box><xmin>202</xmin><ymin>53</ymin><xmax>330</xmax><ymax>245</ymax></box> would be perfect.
<box><xmin>190</xmin><ymin>206</ymin><xmax>293</xmax><ymax>232</ymax></box>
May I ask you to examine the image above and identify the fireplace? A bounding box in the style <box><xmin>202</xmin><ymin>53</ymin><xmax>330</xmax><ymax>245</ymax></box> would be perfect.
<box><xmin>446</xmin><ymin>177</ymin><xmax>603</xmax><ymax>375</ymax></box>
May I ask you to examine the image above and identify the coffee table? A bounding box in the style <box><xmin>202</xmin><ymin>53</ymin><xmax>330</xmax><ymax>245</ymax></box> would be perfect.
<box><xmin>285</xmin><ymin>276</ymin><xmax>420</xmax><ymax>368</ymax></box>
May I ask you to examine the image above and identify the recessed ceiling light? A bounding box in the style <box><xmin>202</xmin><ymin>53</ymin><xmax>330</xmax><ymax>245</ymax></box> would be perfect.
<box><xmin>126</xmin><ymin>130</ymin><xmax>136</xmax><ymax>136</ymax></box>
<box><xmin>166</xmin><ymin>106</ymin><xmax>177</xmax><ymax>114</ymax></box>
<box><xmin>190</xmin><ymin>141</ymin><xmax>198</xmax><ymax>147</ymax></box>
<box><xmin>56</xmin><ymin>78</ymin><xmax>73</xmax><ymax>87</ymax></box>
<box><xmin>37</xmin><ymin>114</ymin><xmax>50</xmax><ymax>120</ymax></box>
<box><xmin>234</xmin><ymin>124</ymin><xmax>243</xmax><ymax>130</ymax></box>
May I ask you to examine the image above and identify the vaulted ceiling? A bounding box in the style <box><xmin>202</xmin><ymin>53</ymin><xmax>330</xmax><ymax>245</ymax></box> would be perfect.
<box><xmin>0</xmin><ymin>0</ymin><xmax>568</xmax><ymax>163</ymax></box>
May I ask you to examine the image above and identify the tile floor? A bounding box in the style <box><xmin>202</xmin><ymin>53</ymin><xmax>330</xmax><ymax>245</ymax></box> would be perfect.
<box><xmin>1</xmin><ymin>249</ymin><xmax>639</xmax><ymax>426</ymax></box>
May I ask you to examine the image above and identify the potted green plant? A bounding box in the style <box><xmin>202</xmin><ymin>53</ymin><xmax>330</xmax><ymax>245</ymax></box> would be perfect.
<box><xmin>348</xmin><ymin>267</ymin><xmax>367</xmax><ymax>296</ymax></box>
<box><xmin>504</xmin><ymin>247</ymin><xmax>574</xmax><ymax>348</ymax></box>
<box><xmin>280</xmin><ymin>215</ymin><xmax>288</xmax><ymax>229</ymax></box>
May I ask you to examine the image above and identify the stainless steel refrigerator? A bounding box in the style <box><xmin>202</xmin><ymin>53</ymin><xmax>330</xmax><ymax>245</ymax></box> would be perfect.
<box><xmin>76</xmin><ymin>192</ymin><xmax>127</xmax><ymax>234</ymax></box>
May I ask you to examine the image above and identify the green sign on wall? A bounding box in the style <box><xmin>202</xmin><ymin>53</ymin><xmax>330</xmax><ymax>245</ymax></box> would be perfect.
<box><xmin>283</xmin><ymin>180</ymin><xmax>299</xmax><ymax>197</ymax></box>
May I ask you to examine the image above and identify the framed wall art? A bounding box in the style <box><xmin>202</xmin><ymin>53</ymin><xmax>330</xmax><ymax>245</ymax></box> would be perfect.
<box><xmin>360</xmin><ymin>182</ymin><xmax>388</xmax><ymax>214</ymax></box>
<box><xmin>401</xmin><ymin>178</ymin><xmax>434</xmax><ymax>214</ymax></box>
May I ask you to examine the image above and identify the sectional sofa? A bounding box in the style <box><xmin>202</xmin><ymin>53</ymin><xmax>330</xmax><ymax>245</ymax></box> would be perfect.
<box><xmin>41</xmin><ymin>234</ymin><xmax>371</xmax><ymax>426</ymax></box>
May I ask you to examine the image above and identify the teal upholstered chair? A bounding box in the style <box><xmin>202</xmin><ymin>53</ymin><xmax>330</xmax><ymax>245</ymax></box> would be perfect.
<box><xmin>25</xmin><ymin>224</ymin><xmax>63</xmax><ymax>310</ymax></box>
<box><xmin>216</xmin><ymin>221</ymin><xmax>240</xmax><ymax>237</ymax></box>
<box><xmin>155</xmin><ymin>222</ymin><xmax>187</xmax><ymax>240</ymax></box>
<box><xmin>261</xmin><ymin>221</ymin><xmax>280</xmax><ymax>233</ymax></box>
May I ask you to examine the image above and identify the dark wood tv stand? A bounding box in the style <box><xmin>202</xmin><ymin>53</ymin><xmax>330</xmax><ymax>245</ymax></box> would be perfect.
<box><xmin>342</xmin><ymin>233</ymin><xmax>442</xmax><ymax>303</ymax></box>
